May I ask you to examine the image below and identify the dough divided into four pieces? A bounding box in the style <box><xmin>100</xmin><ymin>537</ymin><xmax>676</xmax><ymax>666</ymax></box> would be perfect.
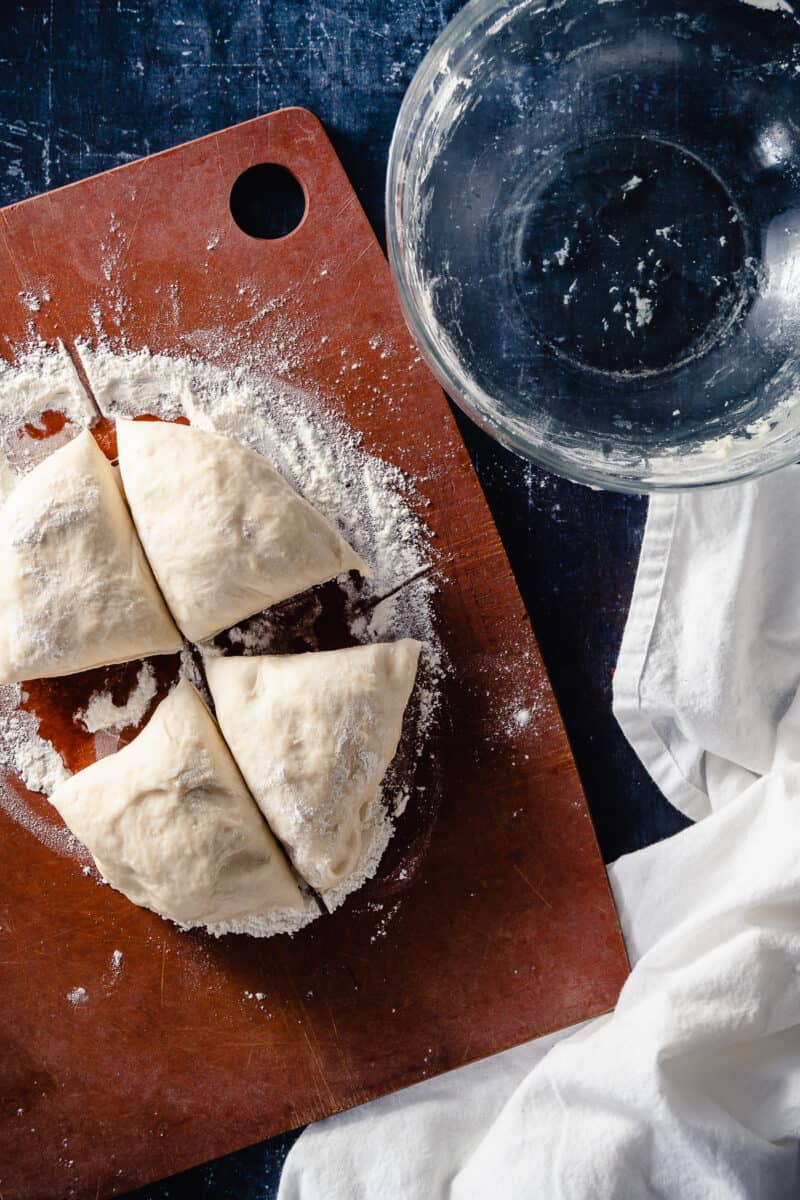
<box><xmin>49</xmin><ymin>679</ymin><xmax>304</xmax><ymax>926</ymax></box>
<box><xmin>116</xmin><ymin>418</ymin><xmax>370</xmax><ymax>642</ymax></box>
<box><xmin>5</xmin><ymin>423</ymin><xmax>421</xmax><ymax>924</ymax></box>
<box><xmin>0</xmin><ymin>429</ymin><xmax>182</xmax><ymax>684</ymax></box>
<box><xmin>206</xmin><ymin>641</ymin><xmax>422</xmax><ymax>894</ymax></box>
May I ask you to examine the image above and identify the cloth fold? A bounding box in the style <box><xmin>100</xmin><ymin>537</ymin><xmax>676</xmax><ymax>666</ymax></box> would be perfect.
<box><xmin>614</xmin><ymin>469</ymin><xmax>800</xmax><ymax>820</ymax></box>
<box><xmin>279</xmin><ymin>471</ymin><xmax>800</xmax><ymax>1200</ymax></box>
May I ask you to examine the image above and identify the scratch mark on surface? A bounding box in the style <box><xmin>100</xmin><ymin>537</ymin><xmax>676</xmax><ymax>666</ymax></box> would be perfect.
<box><xmin>347</xmin><ymin>243</ymin><xmax>371</xmax><ymax>272</ymax></box>
<box><xmin>0</xmin><ymin>212</ymin><xmax>27</xmax><ymax>292</ymax></box>
<box><xmin>160</xmin><ymin>942</ymin><xmax>167</xmax><ymax>1005</ymax></box>
<box><xmin>334</xmin><ymin>193</ymin><xmax>357</xmax><ymax>220</ymax></box>
<box><xmin>355</xmin><ymin>562</ymin><xmax>443</xmax><ymax>613</ymax></box>
<box><xmin>296</xmin><ymin>1019</ymin><xmax>337</xmax><ymax>1110</ymax></box>
<box><xmin>322</xmin><ymin>994</ymin><xmax>359</xmax><ymax>1092</ymax></box>
<box><xmin>116</xmin><ymin>166</ymin><xmax>154</xmax><ymax>278</ymax></box>
<box><xmin>211</xmin><ymin>133</ymin><xmax>228</xmax><ymax>189</ymax></box>
<box><xmin>513</xmin><ymin>864</ymin><xmax>553</xmax><ymax>909</ymax></box>
<box><xmin>255</xmin><ymin>0</ymin><xmax>262</xmax><ymax>114</ymax></box>
<box><xmin>43</xmin><ymin>0</ymin><xmax>54</xmax><ymax>188</ymax></box>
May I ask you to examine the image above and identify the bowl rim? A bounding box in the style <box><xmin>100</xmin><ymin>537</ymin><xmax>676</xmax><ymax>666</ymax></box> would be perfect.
<box><xmin>385</xmin><ymin>0</ymin><xmax>800</xmax><ymax>494</ymax></box>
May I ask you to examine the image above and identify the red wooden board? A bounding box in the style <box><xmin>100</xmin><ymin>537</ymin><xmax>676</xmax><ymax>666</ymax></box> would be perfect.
<box><xmin>0</xmin><ymin>109</ymin><xmax>628</xmax><ymax>1200</ymax></box>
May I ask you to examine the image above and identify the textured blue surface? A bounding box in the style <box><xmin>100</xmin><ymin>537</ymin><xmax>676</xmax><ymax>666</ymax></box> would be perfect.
<box><xmin>0</xmin><ymin>3</ymin><xmax>691</xmax><ymax>1196</ymax></box>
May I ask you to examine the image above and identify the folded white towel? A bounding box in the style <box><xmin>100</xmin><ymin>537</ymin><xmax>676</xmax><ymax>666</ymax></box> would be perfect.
<box><xmin>279</xmin><ymin>471</ymin><xmax>800</xmax><ymax>1200</ymax></box>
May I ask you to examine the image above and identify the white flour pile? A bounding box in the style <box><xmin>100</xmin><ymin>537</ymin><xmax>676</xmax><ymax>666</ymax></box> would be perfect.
<box><xmin>0</xmin><ymin>345</ymin><xmax>96</xmax><ymax>857</ymax></box>
<box><xmin>0</xmin><ymin>688</ymin><xmax>71</xmax><ymax>793</ymax></box>
<box><xmin>77</xmin><ymin>340</ymin><xmax>438</xmax><ymax>636</ymax></box>
<box><xmin>76</xmin><ymin>662</ymin><xmax>158</xmax><ymax>734</ymax></box>
<box><xmin>0</xmin><ymin>343</ymin><xmax>94</xmax><ymax>502</ymax></box>
<box><xmin>0</xmin><ymin>340</ymin><xmax>444</xmax><ymax>937</ymax></box>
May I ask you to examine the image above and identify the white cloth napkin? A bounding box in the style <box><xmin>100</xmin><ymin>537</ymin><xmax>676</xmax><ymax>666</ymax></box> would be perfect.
<box><xmin>279</xmin><ymin>470</ymin><xmax>800</xmax><ymax>1200</ymax></box>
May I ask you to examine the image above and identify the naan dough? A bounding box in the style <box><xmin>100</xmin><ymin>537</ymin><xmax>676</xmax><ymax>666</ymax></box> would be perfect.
<box><xmin>116</xmin><ymin>419</ymin><xmax>370</xmax><ymax>642</ymax></box>
<box><xmin>49</xmin><ymin>679</ymin><xmax>303</xmax><ymax>926</ymax></box>
<box><xmin>206</xmin><ymin>640</ymin><xmax>422</xmax><ymax>893</ymax></box>
<box><xmin>0</xmin><ymin>429</ymin><xmax>182</xmax><ymax>684</ymax></box>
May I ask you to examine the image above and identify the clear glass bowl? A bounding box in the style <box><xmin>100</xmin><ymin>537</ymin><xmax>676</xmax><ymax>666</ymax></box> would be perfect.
<box><xmin>387</xmin><ymin>0</ymin><xmax>800</xmax><ymax>492</ymax></box>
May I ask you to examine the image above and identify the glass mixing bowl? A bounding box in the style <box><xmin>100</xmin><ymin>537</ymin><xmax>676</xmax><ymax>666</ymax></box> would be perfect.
<box><xmin>387</xmin><ymin>0</ymin><xmax>800</xmax><ymax>492</ymax></box>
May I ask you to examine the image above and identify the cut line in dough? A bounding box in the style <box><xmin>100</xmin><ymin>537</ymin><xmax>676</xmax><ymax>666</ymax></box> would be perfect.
<box><xmin>206</xmin><ymin>640</ymin><xmax>422</xmax><ymax>894</ymax></box>
<box><xmin>117</xmin><ymin>418</ymin><xmax>370</xmax><ymax>642</ymax></box>
<box><xmin>49</xmin><ymin>679</ymin><xmax>305</xmax><ymax>928</ymax></box>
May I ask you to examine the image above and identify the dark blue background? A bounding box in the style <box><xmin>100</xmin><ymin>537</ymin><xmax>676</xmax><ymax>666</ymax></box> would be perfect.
<box><xmin>0</xmin><ymin>2</ymin><xmax>690</xmax><ymax>1195</ymax></box>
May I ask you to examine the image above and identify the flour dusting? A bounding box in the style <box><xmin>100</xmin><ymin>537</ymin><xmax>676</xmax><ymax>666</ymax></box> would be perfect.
<box><xmin>77</xmin><ymin>341</ymin><xmax>435</xmax><ymax>608</ymax></box>
<box><xmin>76</xmin><ymin>343</ymin><xmax>446</xmax><ymax>928</ymax></box>
<box><xmin>187</xmin><ymin>891</ymin><xmax>322</xmax><ymax>939</ymax></box>
<box><xmin>76</xmin><ymin>661</ymin><xmax>158</xmax><ymax>733</ymax></box>
<box><xmin>0</xmin><ymin>682</ymin><xmax>79</xmax><ymax>857</ymax></box>
<box><xmin>0</xmin><ymin>342</ymin><xmax>94</xmax><ymax>501</ymax></box>
<box><xmin>321</xmin><ymin>794</ymin><xmax>397</xmax><ymax>913</ymax></box>
<box><xmin>0</xmin><ymin>339</ymin><xmax>446</xmax><ymax>938</ymax></box>
<box><xmin>0</xmin><ymin>685</ymin><xmax>69</xmax><ymax>793</ymax></box>
<box><xmin>9</xmin><ymin>484</ymin><xmax>100</xmax><ymax>550</ymax></box>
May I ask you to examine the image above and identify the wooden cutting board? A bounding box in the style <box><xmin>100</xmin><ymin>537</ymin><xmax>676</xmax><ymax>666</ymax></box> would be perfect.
<box><xmin>0</xmin><ymin>109</ymin><xmax>629</xmax><ymax>1200</ymax></box>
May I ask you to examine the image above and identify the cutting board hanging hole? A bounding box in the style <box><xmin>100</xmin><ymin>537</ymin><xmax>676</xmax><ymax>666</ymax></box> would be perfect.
<box><xmin>229</xmin><ymin>162</ymin><xmax>307</xmax><ymax>239</ymax></box>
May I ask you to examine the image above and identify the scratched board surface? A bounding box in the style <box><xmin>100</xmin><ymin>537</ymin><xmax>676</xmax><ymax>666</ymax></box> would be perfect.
<box><xmin>0</xmin><ymin>4</ymin><xmax>688</xmax><ymax>1199</ymax></box>
<box><xmin>0</xmin><ymin>108</ymin><xmax>629</xmax><ymax>1200</ymax></box>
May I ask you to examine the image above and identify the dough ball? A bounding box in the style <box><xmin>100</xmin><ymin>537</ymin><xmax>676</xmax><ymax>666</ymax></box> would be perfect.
<box><xmin>0</xmin><ymin>429</ymin><xmax>182</xmax><ymax>684</ymax></box>
<box><xmin>206</xmin><ymin>640</ymin><xmax>422</xmax><ymax>893</ymax></box>
<box><xmin>49</xmin><ymin>679</ymin><xmax>303</xmax><ymax>926</ymax></box>
<box><xmin>116</xmin><ymin>418</ymin><xmax>369</xmax><ymax>643</ymax></box>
